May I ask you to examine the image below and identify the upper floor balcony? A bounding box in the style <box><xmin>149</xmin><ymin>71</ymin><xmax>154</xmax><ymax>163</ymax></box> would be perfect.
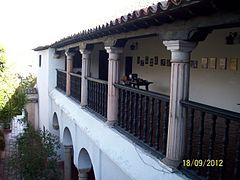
<box><xmin>52</xmin><ymin>27</ymin><xmax>240</xmax><ymax>180</ymax></box>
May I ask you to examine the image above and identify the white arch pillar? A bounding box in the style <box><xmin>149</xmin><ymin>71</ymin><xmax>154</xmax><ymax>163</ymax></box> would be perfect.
<box><xmin>163</xmin><ymin>40</ymin><xmax>197</xmax><ymax>167</ymax></box>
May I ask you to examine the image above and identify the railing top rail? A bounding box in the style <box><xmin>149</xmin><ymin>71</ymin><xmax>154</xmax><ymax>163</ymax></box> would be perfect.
<box><xmin>56</xmin><ymin>69</ymin><xmax>67</xmax><ymax>73</ymax></box>
<box><xmin>86</xmin><ymin>76</ymin><xmax>108</xmax><ymax>85</ymax></box>
<box><xmin>70</xmin><ymin>72</ymin><xmax>82</xmax><ymax>78</ymax></box>
<box><xmin>114</xmin><ymin>83</ymin><xmax>170</xmax><ymax>101</ymax></box>
<box><xmin>181</xmin><ymin>100</ymin><xmax>240</xmax><ymax>121</ymax></box>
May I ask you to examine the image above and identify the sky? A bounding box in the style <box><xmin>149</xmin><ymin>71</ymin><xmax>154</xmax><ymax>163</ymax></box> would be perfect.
<box><xmin>0</xmin><ymin>0</ymin><xmax>162</xmax><ymax>75</ymax></box>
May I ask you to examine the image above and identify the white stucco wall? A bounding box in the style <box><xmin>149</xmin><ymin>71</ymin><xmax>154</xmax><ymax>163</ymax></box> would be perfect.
<box><xmin>123</xmin><ymin>28</ymin><xmax>240</xmax><ymax>112</ymax></box>
<box><xmin>50</xmin><ymin>89</ymin><xmax>187</xmax><ymax>180</ymax></box>
<box><xmin>123</xmin><ymin>37</ymin><xmax>171</xmax><ymax>94</ymax></box>
<box><xmin>190</xmin><ymin>27</ymin><xmax>240</xmax><ymax>112</ymax></box>
<box><xmin>37</xmin><ymin>49</ymin><xmax>50</xmax><ymax>130</ymax></box>
<box><xmin>37</xmin><ymin>48</ymin><xmax>65</xmax><ymax>131</ymax></box>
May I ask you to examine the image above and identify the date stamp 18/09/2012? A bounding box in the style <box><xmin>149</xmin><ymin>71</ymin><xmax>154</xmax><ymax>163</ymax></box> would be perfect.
<box><xmin>183</xmin><ymin>159</ymin><xmax>223</xmax><ymax>167</ymax></box>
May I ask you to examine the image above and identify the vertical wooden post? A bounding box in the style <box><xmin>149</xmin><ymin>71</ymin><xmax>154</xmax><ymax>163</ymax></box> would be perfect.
<box><xmin>162</xmin><ymin>40</ymin><xmax>197</xmax><ymax>167</ymax></box>
<box><xmin>65</xmin><ymin>51</ymin><xmax>75</xmax><ymax>96</ymax></box>
<box><xmin>105</xmin><ymin>47</ymin><xmax>123</xmax><ymax>126</ymax></box>
<box><xmin>79</xmin><ymin>49</ymin><xmax>91</xmax><ymax>106</ymax></box>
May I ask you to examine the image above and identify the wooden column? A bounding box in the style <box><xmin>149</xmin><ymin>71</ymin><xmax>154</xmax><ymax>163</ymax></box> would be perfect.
<box><xmin>162</xmin><ymin>40</ymin><xmax>197</xmax><ymax>167</ymax></box>
<box><xmin>105</xmin><ymin>47</ymin><xmax>123</xmax><ymax>126</ymax></box>
<box><xmin>79</xmin><ymin>49</ymin><xmax>91</xmax><ymax>106</ymax></box>
<box><xmin>65</xmin><ymin>51</ymin><xmax>75</xmax><ymax>96</ymax></box>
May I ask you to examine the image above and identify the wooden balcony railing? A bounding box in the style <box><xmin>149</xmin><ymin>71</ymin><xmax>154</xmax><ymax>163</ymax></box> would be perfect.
<box><xmin>56</xmin><ymin>69</ymin><xmax>66</xmax><ymax>92</ymax></box>
<box><xmin>181</xmin><ymin>100</ymin><xmax>240</xmax><ymax>180</ymax></box>
<box><xmin>86</xmin><ymin>77</ymin><xmax>108</xmax><ymax>119</ymax></box>
<box><xmin>70</xmin><ymin>73</ymin><xmax>81</xmax><ymax>102</ymax></box>
<box><xmin>114</xmin><ymin>83</ymin><xmax>170</xmax><ymax>157</ymax></box>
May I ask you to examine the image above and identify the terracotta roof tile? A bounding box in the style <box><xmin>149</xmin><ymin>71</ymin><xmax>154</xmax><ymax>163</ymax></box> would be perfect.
<box><xmin>36</xmin><ymin>0</ymin><xmax>238</xmax><ymax>49</ymax></box>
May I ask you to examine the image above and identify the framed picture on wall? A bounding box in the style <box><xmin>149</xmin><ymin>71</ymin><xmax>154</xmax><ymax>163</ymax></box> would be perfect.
<box><xmin>137</xmin><ymin>56</ymin><xmax>140</xmax><ymax>64</ymax></box>
<box><xmin>219</xmin><ymin>58</ymin><xmax>227</xmax><ymax>70</ymax></box>
<box><xmin>201</xmin><ymin>57</ymin><xmax>208</xmax><ymax>69</ymax></box>
<box><xmin>190</xmin><ymin>60</ymin><xmax>198</xmax><ymax>69</ymax></box>
<box><xmin>209</xmin><ymin>57</ymin><xmax>217</xmax><ymax>69</ymax></box>
<box><xmin>161</xmin><ymin>59</ymin><xmax>166</xmax><ymax>66</ymax></box>
<box><xmin>150</xmin><ymin>58</ymin><xmax>153</xmax><ymax>66</ymax></box>
<box><xmin>145</xmin><ymin>56</ymin><xmax>149</xmax><ymax>64</ymax></box>
<box><xmin>229</xmin><ymin>58</ymin><xmax>238</xmax><ymax>71</ymax></box>
<box><xmin>154</xmin><ymin>56</ymin><xmax>158</xmax><ymax>65</ymax></box>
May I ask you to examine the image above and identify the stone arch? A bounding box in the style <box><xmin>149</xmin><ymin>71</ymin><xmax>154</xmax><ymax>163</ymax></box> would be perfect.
<box><xmin>63</xmin><ymin>127</ymin><xmax>73</xmax><ymax>146</ymax></box>
<box><xmin>78</xmin><ymin>148</ymin><xmax>95</xmax><ymax>180</ymax></box>
<box><xmin>52</xmin><ymin>112</ymin><xmax>59</xmax><ymax>130</ymax></box>
<box><xmin>62</xmin><ymin>127</ymin><xmax>78</xmax><ymax>179</ymax></box>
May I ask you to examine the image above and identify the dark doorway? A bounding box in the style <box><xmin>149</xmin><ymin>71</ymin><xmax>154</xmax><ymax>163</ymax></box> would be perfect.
<box><xmin>125</xmin><ymin>56</ymin><xmax>133</xmax><ymax>78</ymax></box>
<box><xmin>73</xmin><ymin>52</ymin><xmax>82</xmax><ymax>69</ymax></box>
<box><xmin>99</xmin><ymin>50</ymin><xmax>109</xmax><ymax>81</ymax></box>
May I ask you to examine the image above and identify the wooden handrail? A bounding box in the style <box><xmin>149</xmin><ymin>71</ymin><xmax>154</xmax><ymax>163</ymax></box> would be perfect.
<box><xmin>181</xmin><ymin>100</ymin><xmax>240</xmax><ymax>121</ymax></box>
<box><xmin>70</xmin><ymin>72</ymin><xmax>82</xmax><ymax>78</ymax></box>
<box><xmin>114</xmin><ymin>83</ymin><xmax>169</xmax><ymax>101</ymax></box>
<box><xmin>56</xmin><ymin>69</ymin><xmax>66</xmax><ymax>73</ymax></box>
<box><xmin>86</xmin><ymin>77</ymin><xmax>108</xmax><ymax>85</ymax></box>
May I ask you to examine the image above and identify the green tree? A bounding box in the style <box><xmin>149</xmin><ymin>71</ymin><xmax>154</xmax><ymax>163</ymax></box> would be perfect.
<box><xmin>0</xmin><ymin>45</ymin><xmax>36</xmax><ymax>125</ymax></box>
<box><xmin>9</xmin><ymin>125</ymin><xmax>61</xmax><ymax>180</ymax></box>
<box><xmin>0</xmin><ymin>45</ymin><xmax>18</xmax><ymax>111</ymax></box>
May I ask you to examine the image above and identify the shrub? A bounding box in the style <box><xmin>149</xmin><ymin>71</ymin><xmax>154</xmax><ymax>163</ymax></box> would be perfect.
<box><xmin>9</xmin><ymin>125</ymin><xmax>60</xmax><ymax>180</ymax></box>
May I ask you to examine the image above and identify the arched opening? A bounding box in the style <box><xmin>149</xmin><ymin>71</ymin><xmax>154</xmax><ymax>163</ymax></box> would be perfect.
<box><xmin>78</xmin><ymin>148</ymin><xmax>95</xmax><ymax>180</ymax></box>
<box><xmin>62</xmin><ymin>127</ymin><xmax>78</xmax><ymax>180</ymax></box>
<box><xmin>63</xmin><ymin>127</ymin><xmax>73</xmax><ymax>146</ymax></box>
<box><xmin>52</xmin><ymin>112</ymin><xmax>59</xmax><ymax>130</ymax></box>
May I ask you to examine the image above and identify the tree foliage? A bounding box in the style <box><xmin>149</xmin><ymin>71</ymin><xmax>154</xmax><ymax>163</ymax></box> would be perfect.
<box><xmin>0</xmin><ymin>46</ymin><xmax>17</xmax><ymax>111</ymax></box>
<box><xmin>9</xmin><ymin>125</ymin><xmax>61</xmax><ymax>180</ymax></box>
<box><xmin>0</xmin><ymin>45</ymin><xmax>36</xmax><ymax>124</ymax></box>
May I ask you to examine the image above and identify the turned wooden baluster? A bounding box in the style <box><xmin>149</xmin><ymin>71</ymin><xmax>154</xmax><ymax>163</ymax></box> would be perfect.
<box><xmin>149</xmin><ymin>98</ymin><xmax>155</xmax><ymax>147</ymax></box>
<box><xmin>143</xmin><ymin>96</ymin><xmax>149</xmax><ymax>143</ymax></box>
<box><xmin>138</xmin><ymin>95</ymin><xmax>143</xmax><ymax>139</ymax></box>
<box><xmin>88</xmin><ymin>80</ymin><xmax>91</xmax><ymax>108</ymax></box>
<box><xmin>129</xmin><ymin>91</ymin><xmax>133</xmax><ymax>133</ymax></box>
<box><xmin>234</xmin><ymin>127</ymin><xmax>240</xmax><ymax>180</ymax></box>
<box><xmin>124</xmin><ymin>91</ymin><xmax>129</xmax><ymax>130</ymax></box>
<box><xmin>206</xmin><ymin>115</ymin><xmax>217</xmax><ymax>179</ymax></box>
<box><xmin>162</xmin><ymin>101</ymin><xmax>169</xmax><ymax>155</ymax></box>
<box><xmin>219</xmin><ymin>119</ymin><xmax>230</xmax><ymax>180</ymax></box>
<box><xmin>155</xmin><ymin>100</ymin><xmax>161</xmax><ymax>151</ymax></box>
<box><xmin>120</xmin><ymin>89</ymin><xmax>125</xmax><ymax>128</ymax></box>
<box><xmin>133</xmin><ymin>93</ymin><xmax>139</xmax><ymax>136</ymax></box>
<box><xmin>188</xmin><ymin>108</ymin><xmax>195</xmax><ymax>161</ymax></box>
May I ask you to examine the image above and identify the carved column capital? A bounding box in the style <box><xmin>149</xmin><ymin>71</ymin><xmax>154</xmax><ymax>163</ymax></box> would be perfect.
<box><xmin>163</xmin><ymin>40</ymin><xmax>197</xmax><ymax>63</ymax></box>
<box><xmin>79</xmin><ymin>49</ymin><xmax>91</xmax><ymax>56</ymax></box>
<box><xmin>105</xmin><ymin>47</ymin><xmax>123</xmax><ymax>61</ymax></box>
<box><xmin>65</xmin><ymin>50</ymin><xmax>75</xmax><ymax>60</ymax></box>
